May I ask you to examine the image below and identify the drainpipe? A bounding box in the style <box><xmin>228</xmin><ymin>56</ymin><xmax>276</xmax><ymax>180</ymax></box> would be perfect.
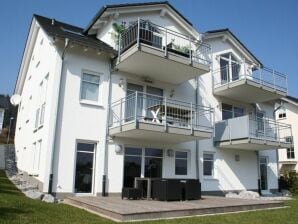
<box><xmin>102</xmin><ymin>61</ymin><xmax>113</xmax><ymax>196</ymax></box>
<box><xmin>195</xmin><ymin>77</ymin><xmax>200</xmax><ymax>181</ymax></box>
<box><xmin>256</xmin><ymin>150</ymin><xmax>261</xmax><ymax>195</ymax></box>
<box><xmin>48</xmin><ymin>38</ymin><xmax>69</xmax><ymax>194</ymax></box>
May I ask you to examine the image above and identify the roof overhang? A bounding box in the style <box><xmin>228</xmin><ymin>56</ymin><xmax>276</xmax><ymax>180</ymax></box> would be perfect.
<box><xmin>203</xmin><ymin>29</ymin><xmax>263</xmax><ymax>67</ymax></box>
<box><xmin>14</xmin><ymin>17</ymin><xmax>40</xmax><ymax>94</ymax></box>
<box><xmin>83</xmin><ymin>1</ymin><xmax>199</xmax><ymax>39</ymax></box>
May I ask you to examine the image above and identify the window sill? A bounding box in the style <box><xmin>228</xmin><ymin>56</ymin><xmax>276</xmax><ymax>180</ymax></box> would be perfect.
<box><xmin>80</xmin><ymin>100</ymin><xmax>104</xmax><ymax>108</ymax></box>
<box><xmin>203</xmin><ymin>176</ymin><xmax>218</xmax><ymax>181</ymax></box>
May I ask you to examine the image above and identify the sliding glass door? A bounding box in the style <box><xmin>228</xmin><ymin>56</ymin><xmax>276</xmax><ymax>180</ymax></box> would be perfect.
<box><xmin>123</xmin><ymin>147</ymin><xmax>163</xmax><ymax>188</ymax></box>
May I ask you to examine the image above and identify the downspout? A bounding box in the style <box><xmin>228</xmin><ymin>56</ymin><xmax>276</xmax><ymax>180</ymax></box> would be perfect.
<box><xmin>48</xmin><ymin>38</ymin><xmax>69</xmax><ymax>194</ymax></box>
<box><xmin>256</xmin><ymin>150</ymin><xmax>261</xmax><ymax>195</ymax></box>
<box><xmin>102</xmin><ymin>60</ymin><xmax>113</xmax><ymax>196</ymax></box>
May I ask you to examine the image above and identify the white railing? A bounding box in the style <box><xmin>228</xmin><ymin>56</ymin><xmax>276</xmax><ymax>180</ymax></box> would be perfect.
<box><xmin>109</xmin><ymin>92</ymin><xmax>214</xmax><ymax>132</ymax></box>
<box><xmin>214</xmin><ymin>115</ymin><xmax>293</xmax><ymax>144</ymax></box>
<box><xmin>118</xmin><ymin>19</ymin><xmax>211</xmax><ymax>65</ymax></box>
<box><xmin>213</xmin><ymin>62</ymin><xmax>288</xmax><ymax>93</ymax></box>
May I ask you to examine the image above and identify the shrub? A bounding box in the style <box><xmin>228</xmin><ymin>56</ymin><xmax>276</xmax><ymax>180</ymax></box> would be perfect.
<box><xmin>282</xmin><ymin>172</ymin><xmax>298</xmax><ymax>195</ymax></box>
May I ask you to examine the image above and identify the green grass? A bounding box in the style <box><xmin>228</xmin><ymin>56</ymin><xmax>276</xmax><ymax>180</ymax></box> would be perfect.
<box><xmin>0</xmin><ymin>170</ymin><xmax>297</xmax><ymax>224</ymax></box>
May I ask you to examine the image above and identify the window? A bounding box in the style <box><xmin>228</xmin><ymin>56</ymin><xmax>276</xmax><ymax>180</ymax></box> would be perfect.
<box><xmin>203</xmin><ymin>153</ymin><xmax>214</xmax><ymax>176</ymax></box>
<box><xmin>32</xmin><ymin>140</ymin><xmax>42</xmax><ymax>175</ymax></box>
<box><xmin>80</xmin><ymin>73</ymin><xmax>101</xmax><ymax>102</ymax></box>
<box><xmin>287</xmin><ymin>147</ymin><xmax>295</xmax><ymax>159</ymax></box>
<box><xmin>222</xmin><ymin>103</ymin><xmax>244</xmax><ymax>120</ymax></box>
<box><xmin>123</xmin><ymin>147</ymin><xmax>163</xmax><ymax>187</ymax></box>
<box><xmin>175</xmin><ymin>151</ymin><xmax>188</xmax><ymax>175</ymax></box>
<box><xmin>34</xmin><ymin>75</ymin><xmax>48</xmax><ymax>130</ymax></box>
<box><xmin>277</xmin><ymin>108</ymin><xmax>286</xmax><ymax>119</ymax></box>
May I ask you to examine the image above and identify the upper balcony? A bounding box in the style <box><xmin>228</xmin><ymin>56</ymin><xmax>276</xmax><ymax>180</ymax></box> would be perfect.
<box><xmin>213</xmin><ymin>62</ymin><xmax>288</xmax><ymax>103</ymax></box>
<box><xmin>113</xmin><ymin>19</ymin><xmax>211</xmax><ymax>85</ymax></box>
<box><xmin>214</xmin><ymin>115</ymin><xmax>293</xmax><ymax>150</ymax></box>
<box><xmin>109</xmin><ymin>92</ymin><xmax>214</xmax><ymax>144</ymax></box>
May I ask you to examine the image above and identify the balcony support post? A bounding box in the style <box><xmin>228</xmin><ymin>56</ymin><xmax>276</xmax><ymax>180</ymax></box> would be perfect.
<box><xmin>120</xmin><ymin>98</ymin><xmax>123</xmax><ymax>131</ymax></box>
<box><xmin>137</xmin><ymin>18</ymin><xmax>140</xmax><ymax>48</ymax></box>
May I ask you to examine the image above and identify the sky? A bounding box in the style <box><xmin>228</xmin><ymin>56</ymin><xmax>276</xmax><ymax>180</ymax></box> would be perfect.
<box><xmin>1</xmin><ymin>0</ymin><xmax>298</xmax><ymax>97</ymax></box>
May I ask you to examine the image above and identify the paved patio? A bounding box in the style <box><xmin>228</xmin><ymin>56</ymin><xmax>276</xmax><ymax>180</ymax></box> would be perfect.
<box><xmin>64</xmin><ymin>196</ymin><xmax>285</xmax><ymax>222</ymax></box>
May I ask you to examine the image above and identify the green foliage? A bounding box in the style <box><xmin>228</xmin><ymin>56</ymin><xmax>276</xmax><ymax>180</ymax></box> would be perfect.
<box><xmin>110</xmin><ymin>23</ymin><xmax>127</xmax><ymax>45</ymax></box>
<box><xmin>171</xmin><ymin>43</ymin><xmax>190</xmax><ymax>54</ymax></box>
<box><xmin>282</xmin><ymin>172</ymin><xmax>298</xmax><ymax>195</ymax></box>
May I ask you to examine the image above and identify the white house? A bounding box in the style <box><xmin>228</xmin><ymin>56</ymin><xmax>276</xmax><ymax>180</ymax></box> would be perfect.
<box><xmin>14</xmin><ymin>1</ymin><xmax>293</xmax><ymax>198</ymax></box>
<box><xmin>275</xmin><ymin>96</ymin><xmax>298</xmax><ymax>173</ymax></box>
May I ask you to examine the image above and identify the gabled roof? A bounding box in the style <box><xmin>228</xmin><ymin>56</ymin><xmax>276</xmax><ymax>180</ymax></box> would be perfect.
<box><xmin>34</xmin><ymin>14</ymin><xmax>116</xmax><ymax>54</ymax></box>
<box><xmin>283</xmin><ymin>95</ymin><xmax>298</xmax><ymax>106</ymax></box>
<box><xmin>83</xmin><ymin>1</ymin><xmax>193</xmax><ymax>34</ymax></box>
<box><xmin>204</xmin><ymin>28</ymin><xmax>263</xmax><ymax>67</ymax></box>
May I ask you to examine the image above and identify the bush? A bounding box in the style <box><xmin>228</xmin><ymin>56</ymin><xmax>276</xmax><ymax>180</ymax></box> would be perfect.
<box><xmin>281</xmin><ymin>172</ymin><xmax>298</xmax><ymax>195</ymax></box>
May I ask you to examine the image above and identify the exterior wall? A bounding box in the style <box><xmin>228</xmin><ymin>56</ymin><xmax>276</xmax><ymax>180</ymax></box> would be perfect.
<box><xmin>52</xmin><ymin>47</ymin><xmax>111</xmax><ymax>194</ymax></box>
<box><xmin>14</xmin><ymin>24</ymin><xmax>61</xmax><ymax>192</ymax></box>
<box><xmin>277</xmin><ymin>101</ymin><xmax>298</xmax><ymax>173</ymax></box>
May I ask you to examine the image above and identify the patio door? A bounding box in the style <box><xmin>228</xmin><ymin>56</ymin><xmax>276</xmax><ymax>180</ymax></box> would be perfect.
<box><xmin>256</xmin><ymin>111</ymin><xmax>265</xmax><ymax>137</ymax></box>
<box><xmin>259</xmin><ymin>157</ymin><xmax>269</xmax><ymax>193</ymax></box>
<box><xmin>146</xmin><ymin>86</ymin><xmax>163</xmax><ymax>121</ymax></box>
<box><xmin>125</xmin><ymin>83</ymin><xmax>144</xmax><ymax>121</ymax></box>
<box><xmin>74</xmin><ymin>143</ymin><xmax>95</xmax><ymax>194</ymax></box>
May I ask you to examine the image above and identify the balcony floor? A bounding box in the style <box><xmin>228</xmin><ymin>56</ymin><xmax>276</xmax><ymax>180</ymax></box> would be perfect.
<box><xmin>214</xmin><ymin>78</ymin><xmax>286</xmax><ymax>103</ymax></box>
<box><xmin>109</xmin><ymin>121</ymin><xmax>213</xmax><ymax>144</ymax></box>
<box><xmin>215</xmin><ymin>137</ymin><xmax>293</xmax><ymax>150</ymax></box>
<box><xmin>114</xmin><ymin>43</ymin><xmax>210</xmax><ymax>84</ymax></box>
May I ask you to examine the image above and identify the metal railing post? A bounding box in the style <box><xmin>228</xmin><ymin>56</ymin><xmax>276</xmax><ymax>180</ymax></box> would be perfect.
<box><xmin>120</xmin><ymin>98</ymin><xmax>123</xmax><ymax>131</ymax></box>
<box><xmin>135</xmin><ymin>92</ymin><xmax>138</xmax><ymax>125</ymax></box>
<box><xmin>259</xmin><ymin>66</ymin><xmax>262</xmax><ymax>85</ymax></box>
<box><xmin>285</xmin><ymin>75</ymin><xmax>288</xmax><ymax>94</ymax></box>
<box><xmin>165</xmin><ymin>28</ymin><xmax>168</xmax><ymax>57</ymax></box>
<box><xmin>118</xmin><ymin>33</ymin><xmax>121</xmax><ymax>63</ymax></box>
<box><xmin>189</xmin><ymin>36</ymin><xmax>192</xmax><ymax>64</ymax></box>
<box><xmin>264</xmin><ymin>117</ymin><xmax>267</xmax><ymax>139</ymax></box>
<box><xmin>137</xmin><ymin>18</ymin><xmax>140</xmax><ymax>48</ymax></box>
<box><xmin>164</xmin><ymin>97</ymin><xmax>167</xmax><ymax>131</ymax></box>
<box><xmin>190</xmin><ymin>102</ymin><xmax>193</xmax><ymax>134</ymax></box>
<box><xmin>273</xmin><ymin>69</ymin><xmax>276</xmax><ymax>90</ymax></box>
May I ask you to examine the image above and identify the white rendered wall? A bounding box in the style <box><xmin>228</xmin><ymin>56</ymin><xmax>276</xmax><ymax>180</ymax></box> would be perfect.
<box><xmin>277</xmin><ymin>101</ymin><xmax>298</xmax><ymax>173</ymax></box>
<box><xmin>14</xmin><ymin>24</ymin><xmax>61</xmax><ymax>191</ymax></box>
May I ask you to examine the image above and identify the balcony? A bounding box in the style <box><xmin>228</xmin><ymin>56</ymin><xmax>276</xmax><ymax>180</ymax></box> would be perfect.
<box><xmin>213</xmin><ymin>62</ymin><xmax>288</xmax><ymax>103</ymax></box>
<box><xmin>214</xmin><ymin>115</ymin><xmax>293</xmax><ymax>150</ymax></box>
<box><xmin>109</xmin><ymin>92</ymin><xmax>214</xmax><ymax>143</ymax></box>
<box><xmin>113</xmin><ymin>19</ymin><xmax>211</xmax><ymax>85</ymax></box>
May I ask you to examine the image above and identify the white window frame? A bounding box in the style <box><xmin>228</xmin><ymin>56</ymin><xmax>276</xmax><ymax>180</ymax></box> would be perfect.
<box><xmin>203</xmin><ymin>152</ymin><xmax>215</xmax><ymax>178</ymax></box>
<box><xmin>174</xmin><ymin>150</ymin><xmax>189</xmax><ymax>176</ymax></box>
<box><xmin>277</xmin><ymin>108</ymin><xmax>286</xmax><ymax>119</ymax></box>
<box><xmin>79</xmin><ymin>70</ymin><xmax>103</xmax><ymax>106</ymax></box>
<box><xmin>221</xmin><ymin>103</ymin><xmax>245</xmax><ymax>120</ymax></box>
<box><xmin>34</xmin><ymin>74</ymin><xmax>48</xmax><ymax>131</ymax></box>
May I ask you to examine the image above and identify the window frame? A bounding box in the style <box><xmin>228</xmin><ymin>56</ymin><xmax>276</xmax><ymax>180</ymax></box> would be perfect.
<box><xmin>175</xmin><ymin>150</ymin><xmax>188</xmax><ymax>176</ymax></box>
<box><xmin>79</xmin><ymin>70</ymin><xmax>103</xmax><ymax>106</ymax></box>
<box><xmin>222</xmin><ymin>103</ymin><xmax>245</xmax><ymax>120</ymax></box>
<box><xmin>287</xmin><ymin>147</ymin><xmax>295</xmax><ymax>159</ymax></box>
<box><xmin>203</xmin><ymin>152</ymin><xmax>215</xmax><ymax>178</ymax></box>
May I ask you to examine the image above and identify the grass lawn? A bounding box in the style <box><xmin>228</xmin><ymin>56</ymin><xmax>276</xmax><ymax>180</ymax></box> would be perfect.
<box><xmin>0</xmin><ymin>170</ymin><xmax>297</xmax><ymax>224</ymax></box>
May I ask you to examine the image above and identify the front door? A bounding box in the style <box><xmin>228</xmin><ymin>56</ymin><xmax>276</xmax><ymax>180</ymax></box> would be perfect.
<box><xmin>74</xmin><ymin>143</ymin><xmax>95</xmax><ymax>194</ymax></box>
<box><xmin>259</xmin><ymin>157</ymin><xmax>269</xmax><ymax>193</ymax></box>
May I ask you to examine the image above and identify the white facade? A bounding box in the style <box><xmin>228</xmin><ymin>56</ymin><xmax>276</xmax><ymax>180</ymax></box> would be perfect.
<box><xmin>14</xmin><ymin>2</ymin><xmax>290</xmax><ymax>197</ymax></box>
<box><xmin>276</xmin><ymin>97</ymin><xmax>298</xmax><ymax>173</ymax></box>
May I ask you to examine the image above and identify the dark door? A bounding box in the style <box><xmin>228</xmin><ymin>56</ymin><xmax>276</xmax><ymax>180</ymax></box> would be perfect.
<box><xmin>123</xmin><ymin>147</ymin><xmax>142</xmax><ymax>187</ymax></box>
<box><xmin>74</xmin><ymin>143</ymin><xmax>95</xmax><ymax>193</ymax></box>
